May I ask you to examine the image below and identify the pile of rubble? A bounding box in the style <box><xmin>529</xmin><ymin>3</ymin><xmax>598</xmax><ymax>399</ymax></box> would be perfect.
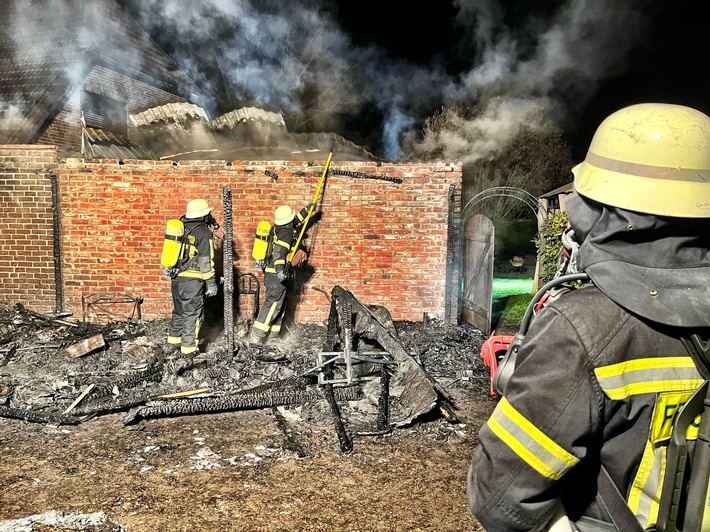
<box><xmin>0</xmin><ymin>287</ymin><xmax>492</xmax><ymax>451</ymax></box>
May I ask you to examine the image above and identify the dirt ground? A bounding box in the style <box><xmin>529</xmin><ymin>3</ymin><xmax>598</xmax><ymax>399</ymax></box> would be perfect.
<box><xmin>0</xmin><ymin>389</ymin><xmax>495</xmax><ymax>531</ymax></box>
<box><xmin>0</xmin><ymin>303</ymin><xmax>499</xmax><ymax>532</ymax></box>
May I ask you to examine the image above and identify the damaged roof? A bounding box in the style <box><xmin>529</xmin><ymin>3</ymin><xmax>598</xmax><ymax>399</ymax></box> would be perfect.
<box><xmin>82</xmin><ymin>127</ymin><xmax>150</xmax><ymax>160</ymax></box>
<box><xmin>124</xmin><ymin>102</ymin><xmax>378</xmax><ymax>162</ymax></box>
<box><xmin>0</xmin><ymin>0</ymin><xmax>204</xmax><ymax>143</ymax></box>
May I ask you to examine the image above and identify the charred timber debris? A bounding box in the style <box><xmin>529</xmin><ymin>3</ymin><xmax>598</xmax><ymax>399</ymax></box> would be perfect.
<box><xmin>0</xmin><ymin>287</ymin><xmax>475</xmax><ymax>452</ymax></box>
<box><xmin>330</xmin><ymin>168</ymin><xmax>403</xmax><ymax>184</ymax></box>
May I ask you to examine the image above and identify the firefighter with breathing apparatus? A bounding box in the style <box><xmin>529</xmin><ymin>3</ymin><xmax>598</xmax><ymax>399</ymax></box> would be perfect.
<box><xmin>162</xmin><ymin>198</ymin><xmax>220</xmax><ymax>358</ymax></box>
<box><xmin>468</xmin><ymin>103</ymin><xmax>710</xmax><ymax>531</ymax></box>
<box><xmin>248</xmin><ymin>203</ymin><xmax>314</xmax><ymax>345</ymax></box>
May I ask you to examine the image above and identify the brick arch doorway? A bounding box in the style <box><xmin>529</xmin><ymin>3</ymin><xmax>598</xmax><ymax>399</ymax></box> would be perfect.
<box><xmin>459</xmin><ymin>187</ymin><xmax>546</xmax><ymax>335</ymax></box>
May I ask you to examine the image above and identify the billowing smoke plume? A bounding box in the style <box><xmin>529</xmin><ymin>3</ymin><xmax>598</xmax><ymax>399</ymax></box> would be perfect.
<box><xmin>1</xmin><ymin>1</ymin><xmax>84</xmax><ymax>137</ymax></box>
<box><xmin>123</xmin><ymin>0</ymin><xmax>650</xmax><ymax>160</ymax></box>
<box><xmin>403</xmin><ymin>0</ymin><xmax>650</xmax><ymax>162</ymax></box>
<box><xmin>1</xmin><ymin>0</ymin><xmax>650</xmax><ymax>160</ymax></box>
<box><xmin>0</xmin><ymin>102</ymin><xmax>33</xmax><ymax>139</ymax></box>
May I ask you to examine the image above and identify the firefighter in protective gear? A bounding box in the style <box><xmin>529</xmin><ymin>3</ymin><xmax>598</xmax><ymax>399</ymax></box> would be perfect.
<box><xmin>166</xmin><ymin>199</ymin><xmax>220</xmax><ymax>357</ymax></box>
<box><xmin>468</xmin><ymin>103</ymin><xmax>710</xmax><ymax>531</ymax></box>
<box><xmin>248</xmin><ymin>203</ymin><xmax>313</xmax><ymax>344</ymax></box>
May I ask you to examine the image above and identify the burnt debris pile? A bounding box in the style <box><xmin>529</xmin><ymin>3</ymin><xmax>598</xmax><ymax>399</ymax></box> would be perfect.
<box><xmin>0</xmin><ymin>288</ymin><xmax>491</xmax><ymax>449</ymax></box>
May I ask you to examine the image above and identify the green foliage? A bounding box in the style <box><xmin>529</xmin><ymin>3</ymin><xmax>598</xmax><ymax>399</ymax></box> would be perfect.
<box><xmin>534</xmin><ymin>211</ymin><xmax>569</xmax><ymax>283</ymax></box>
<box><xmin>400</xmin><ymin>98</ymin><xmax>574</xmax><ymax>220</ymax></box>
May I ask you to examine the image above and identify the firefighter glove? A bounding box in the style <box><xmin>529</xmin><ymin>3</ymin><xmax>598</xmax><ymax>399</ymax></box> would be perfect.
<box><xmin>277</xmin><ymin>270</ymin><xmax>288</xmax><ymax>283</ymax></box>
<box><xmin>205</xmin><ymin>277</ymin><xmax>218</xmax><ymax>297</ymax></box>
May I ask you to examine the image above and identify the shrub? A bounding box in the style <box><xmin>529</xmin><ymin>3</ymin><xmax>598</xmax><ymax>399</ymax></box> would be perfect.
<box><xmin>534</xmin><ymin>211</ymin><xmax>569</xmax><ymax>283</ymax></box>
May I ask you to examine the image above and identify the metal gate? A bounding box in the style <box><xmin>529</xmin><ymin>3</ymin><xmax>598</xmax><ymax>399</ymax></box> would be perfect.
<box><xmin>462</xmin><ymin>214</ymin><xmax>494</xmax><ymax>335</ymax></box>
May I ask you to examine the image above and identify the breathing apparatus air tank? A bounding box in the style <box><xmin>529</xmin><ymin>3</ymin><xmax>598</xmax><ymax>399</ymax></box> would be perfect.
<box><xmin>252</xmin><ymin>220</ymin><xmax>272</xmax><ymax>268</ymax></box>
<box><xmin>161</xmin><ymin>219</ymin><xmax>185</xmax><ymax>273</ymax></box>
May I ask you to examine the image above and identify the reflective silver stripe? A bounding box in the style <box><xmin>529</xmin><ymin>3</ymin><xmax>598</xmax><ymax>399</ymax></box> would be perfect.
<box><xmin>639</xmin><ymin>444</ymin><xmax>664</xmax><ymax>528</ymax></box>
<box><xmin>595</xmin><ymin>357</ymin><xmax>702</xmax><ymax>399</ymax></box>
<box><xmin>253</xmin><ymin>320</ymin><xmax>270</xmax><ymax>332</ymax></box>
<box><xmin>191</xmin><ymin>317</ymin><xmax>201</xmax><ymax>348</ymax></box>
<box><xmin>628</xmin><ymin>430</ymin><xmax>665</xmax><ymax>528</ymax></box>
<box><xmin>262</xmin><ymin>302</ymin><xmax>279</xmax><ymax>329</ymax></box>
<box><xmin>586</xmin><ymin>151</ymin><xmax>710</xmax><ymax>181</ymax></box>
<box><xmin>488</xmin><ymin>397</ymin><xmax>579</xmax><ymax>480</ymax></box>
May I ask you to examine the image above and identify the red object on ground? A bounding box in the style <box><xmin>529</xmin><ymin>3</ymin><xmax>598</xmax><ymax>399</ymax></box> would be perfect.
<box><xmin>480</xmin><ymin>335</ymin><xmax>514</xmax><ymax>396</ymax></box>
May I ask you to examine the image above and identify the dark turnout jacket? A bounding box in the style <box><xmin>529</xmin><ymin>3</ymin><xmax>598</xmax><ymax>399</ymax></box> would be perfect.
<box><xmin>175</xmin><ymin>218</ymin><xmax>215</xmax><ymax>281</ymax></box>
<box><xmin>468</xmin><ymin>285</ymin><xmax>704</xmax><ymax>531</ymax></box>
<box><xmin>263</xmin><ymin>206</ymin><xmax>309</xmax><ymax>275</ymax></box>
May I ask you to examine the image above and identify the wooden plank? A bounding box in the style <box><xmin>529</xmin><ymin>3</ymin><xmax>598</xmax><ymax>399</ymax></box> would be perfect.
<box><xmin>63</xmin><ymin>383</ymin><xmax>96</xmax><ymax>414</ymax></box>
<box><xmin>63</xmin><ymin>334</ymin><xmax>105</xmax><ymax>358</ymax></box>
<box><xmin>157</xmin><ymin>388</ymin><xmax>210</xmax><ymax>399</ymax></box>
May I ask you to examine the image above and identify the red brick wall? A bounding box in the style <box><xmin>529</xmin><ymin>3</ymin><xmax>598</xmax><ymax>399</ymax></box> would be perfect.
<box><xmin>58</xmin><ymin>158</ymin><xmax>462</xmax><ymax>324</ymax></box>
<box><xmin>0</xmin><ymin>145</ymin><xmax>60</xmax><ymax>313</ymax></box>
<box><xmin>37</xmin><ymin>66</ymin><xmax>187</xmax><ymax>155</ymax></box>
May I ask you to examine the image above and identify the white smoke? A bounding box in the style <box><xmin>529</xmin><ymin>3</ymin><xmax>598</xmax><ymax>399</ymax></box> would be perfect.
<box><xmin>408</xmin><ymin>0</ymin><xmax>651</xmax><ymax>161</ymax></box>
<box><xmin>7</xmin><ymin>0</ymin><xmax>98</xmax><ymax>90</ymax></box>
<box><xmin>1</xmin><ymin>0</ymin><xmax>651</xmax><ymax>160</ymax></box>
<box><xmin>402</xmin><ymin>98</ymin><xmax>550</xmax><ymax>163</ymax></box>
<box><xmin>0</xmin><ymin>101</ymin><xmax>33</xmax><ymax>140</ymax></box>
<box><xmin>128</xmin><ymin>0</ymin><xmax>375</xmax><ymax>120</ymax></box>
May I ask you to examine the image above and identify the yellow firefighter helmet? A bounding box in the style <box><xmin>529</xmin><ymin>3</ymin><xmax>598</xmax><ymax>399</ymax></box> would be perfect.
<box><xmin>573</xmin><ymin>103</ymin><xmax>710</xmax><ymax>218</ymax></box>
<box><xmin>185</xmin><ymin>198</ymin><xmax>211</xmax><ymax>219</ymax></box>
<box><xmin>274</xmin><ymin>205</ymin><xmax>295</xmax><ymax>225</ymax></box>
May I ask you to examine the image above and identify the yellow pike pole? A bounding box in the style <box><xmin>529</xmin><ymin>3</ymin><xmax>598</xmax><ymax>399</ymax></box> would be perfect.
<box><xmin>289</xmin><ymin>150</ymin><xmax>333</xmax><ymax>263</ymax></box>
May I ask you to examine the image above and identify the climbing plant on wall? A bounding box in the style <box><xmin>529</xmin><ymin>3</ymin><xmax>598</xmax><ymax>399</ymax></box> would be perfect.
<box><xmin>534</xmin><ymin>211</ymin><xmax>569</xmax><ymax>283</ymax></box>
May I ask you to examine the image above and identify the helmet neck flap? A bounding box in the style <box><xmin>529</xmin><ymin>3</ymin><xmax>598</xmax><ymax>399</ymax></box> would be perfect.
<box><xmin>567</xmin><ymin>193</ymin><xmax>710</xmax><ymax>328</ymax></box>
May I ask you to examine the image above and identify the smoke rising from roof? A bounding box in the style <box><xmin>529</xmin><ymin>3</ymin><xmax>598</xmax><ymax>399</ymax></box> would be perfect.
<box><xmin>1</xmin><ymin>0</ymin><xmax>651</xmax><ymax>160</ymax></box>
<box><xmin>121</xmin><ymin>0</ymin><xmax>649</xmax><ymax>160</ymax></box>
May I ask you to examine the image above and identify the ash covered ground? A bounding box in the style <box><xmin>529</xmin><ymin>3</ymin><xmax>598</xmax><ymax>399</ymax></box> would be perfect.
<box><xmin>0</xmin><ymin>303</ymin><xmax>492</xmax><ymax>426</ymax></box>
<box><xmin>0</xmin><ymin>302</ymin><xmax>496</xmax><ymax>532</ymax></box>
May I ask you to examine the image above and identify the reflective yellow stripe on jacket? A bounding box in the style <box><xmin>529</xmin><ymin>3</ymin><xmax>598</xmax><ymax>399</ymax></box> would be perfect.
<box><xmin>594</xmin><ymin>356</ymin><xmax>703</xmax><ymax>529</ymax></box>
<box><xmin>178</xmin><ymin>239</ymin><xmax>215</xmax><ymax>280</ymax></box>
<box><xmin>488</xmin><ymin>396</ymin><xmax>579</xmax><ymax>480</ymax></box>
<box><xmin>594</xmin><ymin>357</ymin><xmax>703</xmax><ymax>400</ymax></box>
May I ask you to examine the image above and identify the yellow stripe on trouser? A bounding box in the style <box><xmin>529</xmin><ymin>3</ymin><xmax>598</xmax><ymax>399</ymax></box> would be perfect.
<box><xmin>488</xmin><ymin>397</ymin><xmax>579</xmax><ymax>480</ymax></box>
<box><xmin>167</xmin><ymin>335</ymin><xmax>181</xmax><ymax>345</ymax></box>
<box><xmin>254</xmin><ymin>303</ymin><xmax>279</xmax><ymax>333</ymax></box>
<box><xmin>181</xmin><ymin>317</ymin><xmax>200</xmax><ymax>355</ymax></box>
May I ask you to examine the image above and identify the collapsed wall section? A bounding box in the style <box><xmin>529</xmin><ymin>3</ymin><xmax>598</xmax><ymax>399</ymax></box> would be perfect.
<box><xmin>0</xmin><ymin>145</ymin><xmax>60</xmax><ymax>313</ymax></box>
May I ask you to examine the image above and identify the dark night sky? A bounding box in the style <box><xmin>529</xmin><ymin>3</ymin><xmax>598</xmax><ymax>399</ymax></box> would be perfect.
<box><xmin>333</xmin><ymin>0</ymin><xmax>710</xmax><ymax>159</ymax></box>
<box><xmin>117</xmin><ymin>0</ymin><xmax>710</xmax><ymax>162</ymax></box>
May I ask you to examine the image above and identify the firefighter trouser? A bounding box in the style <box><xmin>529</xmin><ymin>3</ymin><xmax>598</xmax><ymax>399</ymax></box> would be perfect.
<box><xmin>251</xmin><ymin>272</ymin><xmax>287</xmax><ymax>340</ymax></box>
<box><xmin>167</xmin><ymin>277</ymin><xmax>204</xmax><ymax>355</ymax></box>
